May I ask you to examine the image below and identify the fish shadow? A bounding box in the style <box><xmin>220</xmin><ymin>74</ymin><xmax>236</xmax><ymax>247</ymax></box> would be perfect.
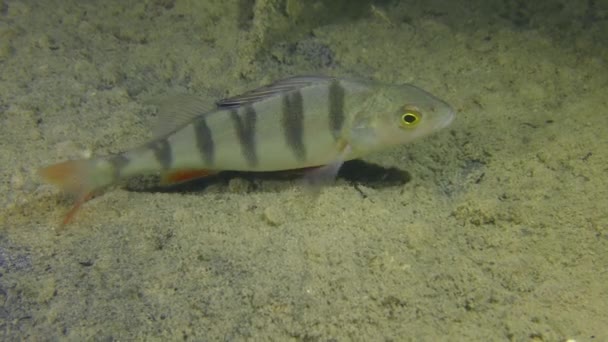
<box><xmin>126</xmin><ymin>159</ymin><xmax>411</xmax><ymax>194</ymax></box>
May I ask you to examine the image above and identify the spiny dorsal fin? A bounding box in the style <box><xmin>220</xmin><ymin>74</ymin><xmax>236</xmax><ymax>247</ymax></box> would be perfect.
<box><xmin>217</xmin><ymin>75</ymin><xmax>335</xmax><ymax>108</ymax></box>
<box><xmin>148</xmin><ymin>94</ymin><xmax>215</xmax><ymax>137</ymax></box>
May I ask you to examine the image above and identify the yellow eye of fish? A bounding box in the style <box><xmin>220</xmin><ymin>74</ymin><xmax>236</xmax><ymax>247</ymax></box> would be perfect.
<box><xmin>400</xmin><ymin>110</ymin><xmax>421</xmax><ymax>127</ymax></box>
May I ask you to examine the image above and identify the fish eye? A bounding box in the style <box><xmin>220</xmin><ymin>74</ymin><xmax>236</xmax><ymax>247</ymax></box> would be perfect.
<box><xmin>400</xmin><ymin>108</ymin><xmax>422</xmax><ymax>128</ymax></box>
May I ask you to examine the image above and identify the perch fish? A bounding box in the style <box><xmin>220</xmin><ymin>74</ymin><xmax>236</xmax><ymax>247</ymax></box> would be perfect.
<box><xmin>39</xmin><ymin>75</ymin><xmax>455</xmax><ymax>224</ymax></box>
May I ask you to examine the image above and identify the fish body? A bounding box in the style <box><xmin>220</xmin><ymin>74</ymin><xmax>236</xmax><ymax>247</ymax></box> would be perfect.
<box><xmin>39</xmin><ymin>76</ymin><xmax>454</xmax><ymax>223</ymax></box>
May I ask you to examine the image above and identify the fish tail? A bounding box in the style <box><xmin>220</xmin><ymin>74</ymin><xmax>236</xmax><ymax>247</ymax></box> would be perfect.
<box><xmin>38</xmin><ymin>158</ymin><xmax>114</xmax><ymax>224</ymax></box>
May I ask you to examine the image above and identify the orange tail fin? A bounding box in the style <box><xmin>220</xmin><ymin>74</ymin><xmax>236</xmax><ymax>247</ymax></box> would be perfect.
<box><xmin>38</xmin><ymin>159</ymin><xmax>104</xmax><ymax>225</ymax></box>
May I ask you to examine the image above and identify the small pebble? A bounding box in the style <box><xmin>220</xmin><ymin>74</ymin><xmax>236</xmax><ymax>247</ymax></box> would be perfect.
<box><xmin>263</xmin><ymin>206</ymin><xmax>286</xmax><ymax>226</ymax></box>
<box><xmin>11</xmin><ymin>172</ymin><xmax>24</xmax><ymax>190</ymax></box>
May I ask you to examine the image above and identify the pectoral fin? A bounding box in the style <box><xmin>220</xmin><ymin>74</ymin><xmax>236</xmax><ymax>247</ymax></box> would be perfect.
<box><xmin>303</xmin><ymin>143</ymin><xmax>351</xmax><ymax>187</ymax></box>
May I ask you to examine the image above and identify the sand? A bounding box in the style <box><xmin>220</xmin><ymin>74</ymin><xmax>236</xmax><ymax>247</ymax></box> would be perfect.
<box><xmin>1</xmin><ymin>0</ymin><xmax>607</xmax><ymax>340</ymax></box>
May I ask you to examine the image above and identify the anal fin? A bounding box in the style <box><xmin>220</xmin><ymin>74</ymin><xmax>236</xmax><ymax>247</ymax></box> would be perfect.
<box><xmin>160</xmin><ymin>169</ymin><xmax>215</xmax><ymax>185</ymax></box>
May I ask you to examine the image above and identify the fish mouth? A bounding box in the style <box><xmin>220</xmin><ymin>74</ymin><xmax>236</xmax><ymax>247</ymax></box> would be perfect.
<box><xmin>435</xmin><ymin>107</ymin><xmax>455</xmax><ymax>130</ymax></box>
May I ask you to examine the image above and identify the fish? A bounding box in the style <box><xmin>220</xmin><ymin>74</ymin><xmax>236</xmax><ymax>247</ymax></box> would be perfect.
<box><xmin>38</xmin><ymin>75</ymin><xmax>455</xmax><ymax>224</ymax></box>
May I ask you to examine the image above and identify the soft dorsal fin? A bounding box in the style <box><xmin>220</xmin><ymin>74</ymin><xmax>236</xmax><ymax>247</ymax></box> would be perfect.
<box><xmin>148</xmin><ymin>94</ymin><xmax>215</xmax><ymax>137</ymax></box>
<box><xmin>216</xmin><ymin>75</ymin><xmax>334</xmax><ymax>108</ymax></box>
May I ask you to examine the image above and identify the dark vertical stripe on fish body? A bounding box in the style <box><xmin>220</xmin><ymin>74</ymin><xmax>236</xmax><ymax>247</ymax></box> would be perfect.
<box><xmin>230</xmin><ymin>107</ymin><xmax>258</xmax><ymax>167</ymax></box>
<box><xmin>328</xmin><ymin>79</ymin><xmax>345</xmax><ymax>140</ymax></box>
<box><xmin>194</xmin><ymin>117</ymin><xmax>215</xmax><ymax>166</ymax></box>
<box><xmin>108</xmin><ymin>154</ymin><xmax>130</xmax><ymax>180</ymax></box>
<box><xmin>148</xmin><ymin>139</ymin><xmax>172</xmax><ymax>170</ymax></box>
<box><xmin>281</xmin><ymin>90</ymin><xmax>306</xmax><ymax>161</ymax></box>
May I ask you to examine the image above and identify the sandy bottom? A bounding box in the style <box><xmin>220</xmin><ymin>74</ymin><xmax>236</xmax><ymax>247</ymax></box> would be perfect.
<box><xmin>1</xmin><ymin>0</ymin><xmax>607</xmax><ymax>340</ymax></box>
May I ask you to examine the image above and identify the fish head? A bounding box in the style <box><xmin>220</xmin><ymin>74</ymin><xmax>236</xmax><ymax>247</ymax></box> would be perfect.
<box><xmin>351</xmin><ymin>84</ymin><xmax>454</xmax><ymax>155</ymax></box>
